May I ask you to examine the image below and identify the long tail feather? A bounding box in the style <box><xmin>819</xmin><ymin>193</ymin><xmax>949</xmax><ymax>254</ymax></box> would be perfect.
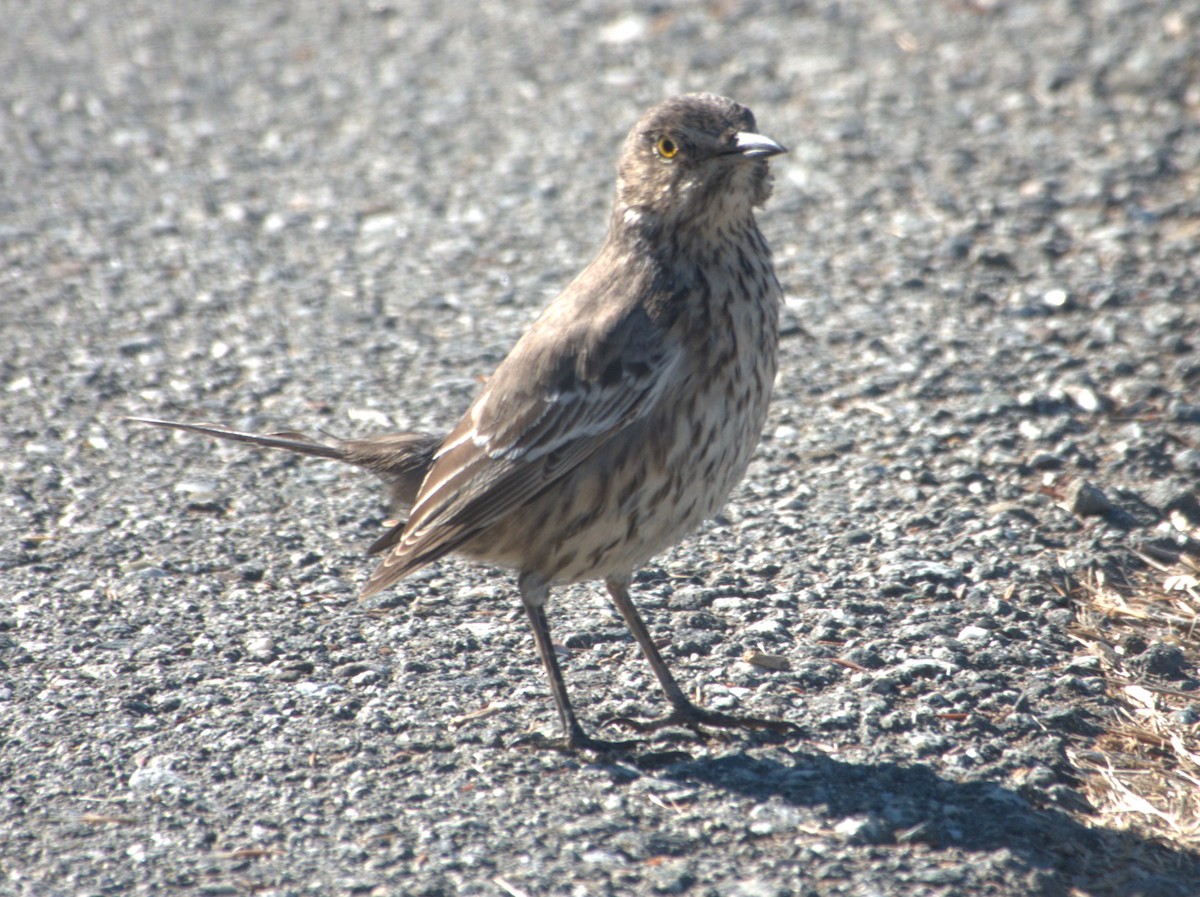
<box><xmin>125</xmin><ymin>416</ymin><xmax>440</xmax><ymax>513</ymax></box>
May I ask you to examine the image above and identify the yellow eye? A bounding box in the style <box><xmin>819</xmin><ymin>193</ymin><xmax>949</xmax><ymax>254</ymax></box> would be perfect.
<box><xmin>656</xmin><ymin>135</ymin><xmax>679</xmax><ymax>159</ymax></box>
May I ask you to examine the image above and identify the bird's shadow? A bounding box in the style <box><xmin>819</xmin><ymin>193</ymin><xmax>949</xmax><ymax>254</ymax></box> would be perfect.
<box><xmin>632</xmin><ymin>748</ymin><xmax>1199</xmax><ymax>897</ymax></box>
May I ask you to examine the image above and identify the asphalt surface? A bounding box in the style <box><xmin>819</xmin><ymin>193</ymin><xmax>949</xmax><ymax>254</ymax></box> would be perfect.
<box><xmin>3</xmin><ymin>1</ymin><xmax>1199</xmax><ymax>895</ymax></box>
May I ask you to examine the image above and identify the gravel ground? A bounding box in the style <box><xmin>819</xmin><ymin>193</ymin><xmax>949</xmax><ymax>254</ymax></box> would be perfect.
<box><xmin>3</xmin><ymin>1</ymin><xmax>1199</xmax><ymax>895</ymax></box>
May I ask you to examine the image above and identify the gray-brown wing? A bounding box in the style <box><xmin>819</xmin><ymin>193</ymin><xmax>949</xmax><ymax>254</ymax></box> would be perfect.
<box><xmin>361</xmin><ymin>297</ymin><xmax>680</xmax><ymax>597</ymax></box>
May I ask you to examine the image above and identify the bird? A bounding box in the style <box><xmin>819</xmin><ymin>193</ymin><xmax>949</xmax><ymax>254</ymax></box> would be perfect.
<box><xmin>131</xmin><ymin>93</ymin><xmax>790</xmax><ymax>752</ymax></box>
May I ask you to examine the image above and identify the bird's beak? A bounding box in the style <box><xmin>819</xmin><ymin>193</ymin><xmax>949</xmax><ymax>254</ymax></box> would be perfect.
<box><xmin>734</xmin><ymin>131</ymin><xmax>787</xmax><ymax>159</ymax></box>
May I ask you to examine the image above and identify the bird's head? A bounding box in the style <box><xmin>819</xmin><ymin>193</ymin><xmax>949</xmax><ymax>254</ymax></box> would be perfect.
<box><xmin>614</xmin><ymin>93</ymin><xmax>786</xmax><ymax>234</ymax></box>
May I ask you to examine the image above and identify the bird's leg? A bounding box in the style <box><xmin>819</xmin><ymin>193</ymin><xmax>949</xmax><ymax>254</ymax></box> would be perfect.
<box><xmin>516</xmin><ymin>573</ymin><xmax>638</xmax><ymax>753</ymax></box>
<box><xmin>603</xmin><ymin>576</ymin><xmax>797</xmax><ymax>737</ymax></box>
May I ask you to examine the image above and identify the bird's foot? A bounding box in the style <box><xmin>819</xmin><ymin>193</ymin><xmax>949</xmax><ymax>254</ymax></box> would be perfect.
<box><xmin>604</xmin><ymin>701</ymin><xmax>798</xmax><ymax>740</ymax></box>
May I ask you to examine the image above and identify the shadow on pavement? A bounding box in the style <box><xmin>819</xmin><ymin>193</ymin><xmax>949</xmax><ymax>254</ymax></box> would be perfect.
<box><xmin>659</xmin><ymin>751</ymin><xmax>1197</xmax><ymax>897</ymax></box>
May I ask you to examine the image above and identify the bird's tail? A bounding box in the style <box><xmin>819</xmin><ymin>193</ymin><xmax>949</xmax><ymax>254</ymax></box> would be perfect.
<box><xmin>125</xmin><ymin>417</ymin><xmax>439</xmax><ymax>514</ymax></box>
<box><xmin>127</xmin><ymin>417</ymin><xmax>354</xmax><ymax>460</ymax></box>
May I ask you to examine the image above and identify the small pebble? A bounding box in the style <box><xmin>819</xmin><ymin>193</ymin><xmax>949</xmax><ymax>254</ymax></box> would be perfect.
<box><xmin>1041</xmin><ymin>288</ymin><xmax>1071</xmax><ymax>308</ymax></box>
<box><xmin>833</xmin><ymin>815</ymin><xmax>893</xmax><ymax>845</ymax></box>
<box><xmin>742</xmin><ymin>651</ymin><xmax>790</xmax><ymax>671</ymax></box>
<box><xmin>1065</xmin><ymin>480</ymin><xmax>1112</xmax><ymax>516</ymax></box>
<box><xmin>957</xmin><ymin>625</ymin><xmax>990</xmax><ymax>642</ymax></box>
<box><xmin>245</xmin><ymin>635</ymin><xmax>276</xmax><ymax>660</ymax></box>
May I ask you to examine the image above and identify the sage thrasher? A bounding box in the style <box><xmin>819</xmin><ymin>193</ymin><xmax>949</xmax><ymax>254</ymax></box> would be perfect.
<box><xmin>132</xmin><ymin>93</ymin><xmax>789</xmax><ymax>751</ymax></box>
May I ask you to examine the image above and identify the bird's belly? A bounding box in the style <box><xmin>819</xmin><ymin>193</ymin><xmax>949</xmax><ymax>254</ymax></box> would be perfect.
<box><xmin>463</xmin><ymin>352</ymin><xmax>775</xmax><ymax>585</ymax></box>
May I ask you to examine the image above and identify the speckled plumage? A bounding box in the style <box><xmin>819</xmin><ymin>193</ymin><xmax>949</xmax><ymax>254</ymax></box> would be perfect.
<box><xmin>132</xmin><ymin>94</ymin><xmax>790</xmax><ymax>751</ymax></box>
<box><xmin>366</xmin><ymin>94</ymin><xmax>782</xmax><ymax>596</ymax></box>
